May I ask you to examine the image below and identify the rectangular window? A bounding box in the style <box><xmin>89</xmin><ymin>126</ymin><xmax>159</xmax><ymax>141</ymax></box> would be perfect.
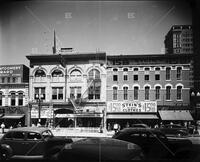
<box><xmin>166</xmin><ymin>87</ymin><xmax>171</xmax><ymax>100</ymax></box>
<box><xmin>11</xmin><ymin>93</ymin><xmax>16</xmax><ymax>106</ymax></box>
<box><xmin>58</xmin><ymin>87</ymin><xmax>63</xmax><ymax>99</ymax></box>
<box><xmin>166</xmin><ymin>68</ymin><xmax>171</xmax><ymax>80</ymax></box>
<box><xmin>155</xmin><ymin>74</ymin><xmax>160</xmax><ymax>81</ymax></box>
<box><xmin>134</xmin><ymin>87</ymin><xmax>138</xmax><ymax>100</ymax></box>
<box><xmin>52</xmin><ymin>88</ymin><xmax>57</xmax><ymax>100</ymax></box>
<box><xmin>52</xmin><ymin>87</ymin><xmax>64</xmax><ymax>100</ymax></box>
<box><xmin>113</xmin><ymin>87</ymin><xmax>118</xmax><ymax>100</ymax></box>
<box><xmin>7</xmin><ymin>77</ymin><xmax>10</xmax><ymax>83</ymax></box>
<box><xmin>77</xmin><ymin>87</ymin><xmax>82</xmax><ymax>99</ymax></box>
<box><xmin>177</xmin><ymin>67</ymin><xmax>182</xmax><ymax>80</ymax></box>
<box><xmin>177</xmin><ymin>86</ymin><xmax>182</xmax><ymax>100</ymax></box>
<box><xmin>155</xmin><ymin>87</ymin><xmax>160</xmax><ymax>100</ymax></box>
<box><xmin>0</xmin><ymin>93</ymin><xmax>2</xmax><ymax>106</ymax></box>
<box><xmin>133</xmin><ymin>75</ymin><xmax>138</xmax><ymax>81</ymax></box>
<box><xmin>113</xmin><ymin>75</ymin><xmax>118</xmax><ymax>81</ymax></box>
<box><xmin>34</xmin><ymin>87</ymin><xmax>45</xmax><ymax>100</ymax></box>
<box><xmin>2</xmin><ymin>77</ymin><xmax>5</xmax><ymax>83</ymax></box>
<box><xmin>144</xmin><ymin>75</ymin><xmax>149</xmax><ymax>81</ymax></box>
<box><xmin>123</xmin><ymin>87</ymin><xmax>128</xmax><ymax>100</ymax></box>
<box><xmin>124</xmin><ymin>75</ymin><xmax>128</xmax><ymax>81</ymax></box>
<box><xmin>18</xmin><ymin>93</ymin><xmax>23</xmax><ymax>106</ymax></box>
<box><xmin>145</xmin><ymin>87</ymin><xmax>150</xmax><ymax>100</ymax></box>
<box><xmin>70</xmin><ymin>87</ymin><xmax>75</xmax><ymax>99</ymax></box>
<box><xmin>12</xmin><ymin>77</ymin><xmax>16</xmax><ymax>83</ymax></box>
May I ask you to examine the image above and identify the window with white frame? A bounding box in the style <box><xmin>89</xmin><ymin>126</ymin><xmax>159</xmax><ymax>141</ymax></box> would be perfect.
<box><xmin>177</xmin><ymin>86</ymin><xmax>182</xmax><ymax>100</ymax></box>
<box><xmin>155</xmin><ymin>86</ymin><xmax>160</xmax><ymax>100</ymax></box>
<box><xmin>89</xmin><ymin>69</ymin><xmax>100</xmax><ymax>80</ymax></box>
<box><xmin>145</xmin><ymin>86</ymin><xmax>150</xmax><ymax>100</ymax></box>
<box><xmin>70</xmin><ymin>69</ymin><xmax>82</xmax><ymax>81</ymax></box>
<box><xmin>70</xmin><ymin>87</ymin><xmax>82</xmax><ymax>99</ymax></box>
<box><xmin>177</xmin><ymin>67</ymin><xmax>182</xmax><ymax>80</ymax></box>
<box><xmin>52</xmin><ymin>69</ymin><xmax>64</xmax><ymax>77</ymax></box>
<box><xmin>35</xmin><ymin>69</ymin><xmax>46</xmax><ymax>77</ymax></box>
<box><xmin>166</xmin><ymin>86</ymin><xmax>171</xmax><ymax>100</ymax></box>
<box><xmin>113</xmin><ymin>87</ymin><xmax>118</xmax><ymax>100</ymax></box>
<box><xmin>123</xmin><ymin>87</ymin><xmax>128</xmax><ymax>100</ymax></box>
<box><xmin>34</xmin><ymin>87</ymin><xmax>45</xmax><ymax>100</ymax></box>
<box><xmin>11</xmin><ymin>92</ymin><xmax>16</xmax><ymax>106</ymax></box>
<box><xmin>18</xmin><ymin>92</ymin><xmax>23</xmax><ymax>106</ymax></box>
<box><xmin>0</xmin><ymin>92</ymin><xmax>2</xmax><ymax>106</ymax></box>
<box><xmin>134</xmin><ymin>87</ymin><xmax>139</xmax><ymax>100</ymax></box>
<box><xmin>166</xmin><ymin>67</ymin><xmax>171</xmax><ymax>80</ymax></box>
<box><xmin>52</xmin><ymin>87</ymin><xmax>63</xmax><ymax>100</ymax></box>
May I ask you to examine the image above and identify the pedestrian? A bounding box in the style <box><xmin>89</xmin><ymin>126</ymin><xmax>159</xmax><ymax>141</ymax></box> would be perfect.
<box><xmin>17</xmin><ymin>122</ymin><xmax>22</xmax><ymax>127</ymax></box>
<box><xmin>37</xmin><ymin>122</ymin><xmax>41</xmax><ymax>127</ymax></box>
<box><xmin>1</xmin><ymin>122</ymin><xmax>5</xmax><ymax>134</ymax></box>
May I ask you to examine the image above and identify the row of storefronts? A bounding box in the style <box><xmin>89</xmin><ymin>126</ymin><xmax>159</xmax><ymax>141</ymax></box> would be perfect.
<box><xmin>0</xmin><ymin>53</ymin><xmax>198</xmax><ymax>129</ymax></box>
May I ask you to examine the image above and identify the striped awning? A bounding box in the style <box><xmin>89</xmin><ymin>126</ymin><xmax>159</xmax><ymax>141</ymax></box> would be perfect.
<box><xmin>2</xmin><ymin>114</ymin><xmax>25</xmax><ymax>119</ymax></box>
<box><xmin>107</xmin><ymin>114</ymin><xmax>158</xmax><ymax>119</ymax></box>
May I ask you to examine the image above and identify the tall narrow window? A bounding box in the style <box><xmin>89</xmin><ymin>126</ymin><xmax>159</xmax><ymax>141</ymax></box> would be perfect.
<box><xmin>124</xmin><ymin>75</ymin><xmax>128</xmax><ymax>81</ymax></box>
<box><xmin>123</xmin><ymin>87</ymin><xmax>128</xmax><ymax>100</ymax></box>
<box><xmin>11</xmin><ymin>93</ymin><xmax>16</xmax><ymax>106</ymax></box>
<box><xmin>177</xmin><ymin>86</ymin><xmax>182</xmax><ymax>100</ymax></box>
<box><xmin>2</xmin><ymin>77</ymin><xmax>5</xmax><ymax>83</ymax></box>
<box><xmin>113</xmin><ymin>87</ymin><xmax>118</xmax><ymax>100</ymax></box>
<box><xmin>177</xmin><ymin>67</ymin><xmax>182</xmax><ymax>80</ymax></box>
<box><xmin>144</xmin><ymin>75</ymin><xmax>149</xmax><ymax>81</ymax></box>
<box><xmin>133</xmin><ymin>75</ymin><xmax>138</xmax><ymax>81</ymax></box>
<box><xmin>166</xmin><ymin>67</ymin><xmax>171</xmax><ymax>80</ymax></box>
<box><xmin>145</xmin><ymin>86</ymin><xmax>150</xmax><ymax>100</ymax></box>
<box><xmin>113</xmin><ymin>75</ymin><xmax>118</xmax><ymax>81</ymax></box>
<box><xmin>0</xmin><ymin>92</ymin><xmax>2</xmax><ymax>106</ymax></box>
<box><xmin>34</xmin><ymin>87</ymin><xmax>45</xmax><ymax>100</ymax></box>
<box><xmin>77</xmin><ymin>87</ymin><xmax>82</xmax><ymax>99</ymax></box>
<box><xmin>155</xmin><ymin>86</ymin><xmax>160</xmax><ymax>100</ymax></box>
<box><xmin>7</xmin><ymin>77</ymin><xmax>10</xmax><ymax>83</ymax></box>
<box><xmin>18</xmin><ymin>93</ymin><xmax>23</xmax><ymax>106</ymax></box>
<box><xmin>166</xmin><ymin>86</ymin><xmax>171</xmax><ymax>100</ymax></box>
<box><xmin>134</xmin><ymin>87</ymin><xmax>139</xmax><ymax>100</ymax></box>
<box><xmin>70</xmin><ymin>87</ymin><xmax>75</xmax><ymax>99</ymax></box>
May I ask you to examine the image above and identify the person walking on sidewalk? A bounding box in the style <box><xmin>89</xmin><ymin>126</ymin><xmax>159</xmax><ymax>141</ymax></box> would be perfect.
<box><xmin>1</xmin><ymin>122</ymin><xmax>5</xmax><ymax>134</ymax></box>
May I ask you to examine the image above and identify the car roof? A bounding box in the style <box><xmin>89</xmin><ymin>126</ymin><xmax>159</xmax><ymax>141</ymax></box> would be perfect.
<box><xmin>119</xmin><ymin>128</ymin><xmax>164</xmax><ymax>134</ymax></box>
<box><xmin>7</xmin><ymin>127</ymin><xmax>50</xmax><ymax>133</ymax></box>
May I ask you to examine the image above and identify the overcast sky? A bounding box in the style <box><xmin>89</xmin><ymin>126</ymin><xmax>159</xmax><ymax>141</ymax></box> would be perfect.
<box><xmin>0</xmin><ymin>0</ymin><xmax>192</xmax><ymax>66</ymax></box>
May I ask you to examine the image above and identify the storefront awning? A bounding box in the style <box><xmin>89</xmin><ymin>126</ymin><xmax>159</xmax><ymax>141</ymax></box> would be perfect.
<box><xmin>158</xmin><ymin>110</ymin><xmax>193</xmax><ymax>121</ymax></box>
<box><xmin>2</xmin><ymin>114</ymin><xmax>25</xmax><ymax>119</ymax></box>
<box><xmin>55</xmin><ymin>113</ymin><xmax>103</xmax><ymax>118</ymax></box>
<box><xmin>106</xmin><ymin>114</ymin><xmax>158</xmax><ymax>119</ymax></box>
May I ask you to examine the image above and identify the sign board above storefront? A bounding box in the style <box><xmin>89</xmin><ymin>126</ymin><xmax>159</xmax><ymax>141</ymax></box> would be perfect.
<box><xmin>107</xmin><ymin>101</ymin><xmax>157</xmax><ymax>113</ymax></box>
<box><xmin>31</xmin><ymin>106</ymin><xmax>53</xmax><ymax>119</ymax></box>
<box><xmin>0</xmin><ymin>65</ymin><xmax>22</xmax><ymax>77</ymax></box>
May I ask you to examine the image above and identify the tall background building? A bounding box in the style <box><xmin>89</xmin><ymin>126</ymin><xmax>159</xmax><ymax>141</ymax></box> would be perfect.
<box><xmin>164</xmin><ymin>25</ymin><xmax>193</xmax><ymax>54</ymax></box>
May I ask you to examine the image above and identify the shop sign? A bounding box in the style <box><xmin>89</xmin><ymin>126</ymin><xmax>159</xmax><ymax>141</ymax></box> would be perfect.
<box><xmin>107</xmin><ymin>101</ymin><xmax>157</xmax><ymax>113</ymax></box>
<box><xmin>31</xmin><ymin>106</ymin><xmax>53</xmax><ymax>118</ymax></box>
<box><xmin>0</xmin><ymin>65</ymin><xmax>22</xmax><ymax>77</ymax></box>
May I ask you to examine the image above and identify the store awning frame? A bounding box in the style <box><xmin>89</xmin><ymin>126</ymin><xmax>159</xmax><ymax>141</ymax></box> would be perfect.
<box><xmin>1</xmin><ymin>114</ymin><xmax>25</xmax><ymax>119</ymax></box>
<box><xmin>158</xmin><ymin>110</ymin><xmax>193</xmax><ymax>121</ymax></box>
<box><xmin>106</xmin><ymin>114</ymin><xmax>158</xmax><ymax>119</ymax></box>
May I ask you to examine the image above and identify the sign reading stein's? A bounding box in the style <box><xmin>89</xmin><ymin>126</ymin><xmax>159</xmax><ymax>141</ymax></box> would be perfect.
<box><xmin>107</xmin><ymin>101</ymin><xmax>157</xmax><ymax>113</ymax></box>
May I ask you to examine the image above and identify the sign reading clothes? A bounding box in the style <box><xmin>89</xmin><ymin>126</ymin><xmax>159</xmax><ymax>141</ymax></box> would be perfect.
<box><xmin>0</xmin><ymin>65</ymin><xmax>22</xmax><ymax>77</ymax></box>
<box><xmin>107</xmin><ymin>101</ymin><xmax>157</xmax><ymax>113</ymax></box>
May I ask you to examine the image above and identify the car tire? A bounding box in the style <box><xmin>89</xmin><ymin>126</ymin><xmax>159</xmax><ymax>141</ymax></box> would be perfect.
<box><xmin>0</xmin><ymin>149</ymin><xmax>11</xmax><ymax>160</ymax></box>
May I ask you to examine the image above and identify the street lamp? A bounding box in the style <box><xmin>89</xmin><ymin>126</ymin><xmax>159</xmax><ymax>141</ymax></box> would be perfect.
<box><xmin>191</xmin><ymin>91</ymin><xmax>200</xmax><ymax>133</ymax></box>
<box><xmin>35</xmin><ymin>94</ymin><xmax>44</xmax><ymax>123</ymax></box>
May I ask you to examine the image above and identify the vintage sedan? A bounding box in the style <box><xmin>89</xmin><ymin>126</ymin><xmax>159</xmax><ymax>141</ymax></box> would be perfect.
<box><xmin>112</xmin><ymin>128</ymin><xmax>193</xmax><ymax>160</ymax></box>
<box><xmin>0</xmin><ymin>127</ymin><xmax>72</xmax><ymax>160</ymax></box>
<box><xmin>57</xmin><ymin>137</ymin><xmax>144</xmax><ymax>161</ymax></box>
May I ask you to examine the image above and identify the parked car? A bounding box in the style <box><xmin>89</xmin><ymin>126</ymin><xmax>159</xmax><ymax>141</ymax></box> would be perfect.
<box><xmin>158</xmin><ymin>124</ymin><xmax>189</xmax><ymax>137</ymax></box>
<box><xmin>57</xmin><ymin>137</ymin><xmax>144</xmax><ymax>161</ymax></box>
<box><xmin>112</xmin><ymin>128</ymin><xmax>193</xmax><ymax>160</ymax></box>
<box><xmin>131</xmin><ymin>123</ymin><xmax>150</xmax><ymax>128</ymax></box>
<box><xmin>0</xmin><ymin>127</ymin><xmax>73</xmax><ymax>160</ymax></box>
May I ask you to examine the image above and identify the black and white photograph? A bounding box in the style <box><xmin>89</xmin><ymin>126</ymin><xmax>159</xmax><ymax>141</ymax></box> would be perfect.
<box><xmin>0</xmin><ymin>0</ymin><xmax>200</xmax><ymax>161</ymax></box>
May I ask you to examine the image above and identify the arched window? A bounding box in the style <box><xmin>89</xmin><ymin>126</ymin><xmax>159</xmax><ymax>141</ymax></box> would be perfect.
<box><xmin>123</xmin><ymin>68</ymin><xmax>128</xmax><ymax>71</ymax></box>
<box><xmin>113</xmin><ymin>87</ymin><xmax>118</xmax><ymax>100</ymax></box>
<box><xmin>155</xmin><ymin>86</ymin><xmax>161</xmax><ymax>100</ymax></box>
<box><xmin>123</xmin><ymin>87</ymin><xmax>128</xmax><ymax>100</ymax></box>
<box><xmin>11</xmin><ymin>92</ymin><xmax>16</xmax><ymax>106</ymax></box>
<box><xmin>134</xmin><ymin>87</ymin><xmax>139</xmax><ymax>100</ymax></box>
<box><xmin>35</xmin><ymin>69</ymin><xmax>46</xmax><ymax>77</ymax></box>
<box><xmin>166</xmin><ymin>86</ymin><xmax>171</xmax><ymax>100</ymax></box>
<box><xmin>52</xmin><ymin>69</ymin><xmax>64</xmax><ymax>77</ymax></box>
<box><xmin>88</xmin><ymin>69</ymin><xmax>100</xmax><ymax>80</ymax></box>
<box><xmin>18</xmin><ymin>92</ymin><xmax>23</xmax><ymax>106</ymax></box>
<box><xmin>70</xmin><ymin>69</ymin><xmax>82</xmax><ymax>81</ymax></box>
<box><xmin>177</xmin><ymin>86</ymin><xmax>182</xmax><ymax>100</ymax></box>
